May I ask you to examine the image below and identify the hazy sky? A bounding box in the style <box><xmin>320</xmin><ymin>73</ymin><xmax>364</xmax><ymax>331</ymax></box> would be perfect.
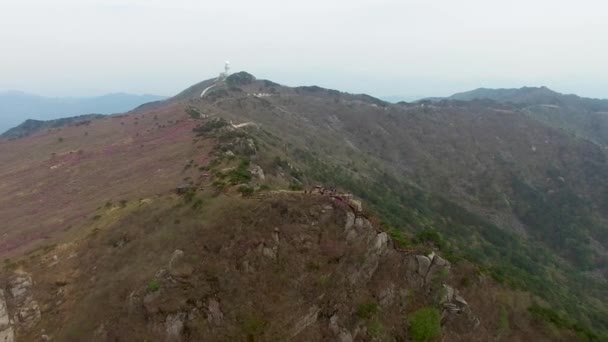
<box><xmin>1</xmin><ymin>0</ymin><xmax>607</xmax><ymax>99</ymax></box>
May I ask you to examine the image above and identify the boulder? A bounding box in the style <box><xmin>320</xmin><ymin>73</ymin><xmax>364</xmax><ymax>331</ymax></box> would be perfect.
<box><xmin>349</xmin><ymin>199</ymin><xmax>363</xmax><ymax>213</ymax></box>
<box><xmin>168</xmin><ymin>250</ymin><xmax>184</xmax><ymax>270</ymax></box>
<box><xmin>440</xmin><ymin>285</ymin><xmax>455</xmax><ymax>304</ymax></box>
<box><xmin>0</xmin><ymin>290</ymin><xmax>14</xmax><ymax>342</ymax></box>
<box><xmin>207</xmin><ymin>298</ymin><xmax>223</xmax><ymax>325</ymax></box>
<box><xmin>415</xmin><ymin>255</ymin><xmax>431</xmax><ymax>276</ymax></box>
<box><xmin>377</xmin><ymin>284</ymin><xmax>396</xmax><ymax>307</ymax></box>
<box><xmin>354</xmin><ymin>217</ymin><xmax>372</xmax><ymax>230</ymax></box>
<box><xmin>372</xmin><ymin>232</ymin><xmax>389</xmax><ymax>253</ymax></box>
<box><xmin>0</xmin><ymin>328</ymin><xmax>15</xmax><ymax>342</ymax></box>
<box><xmin>9</xmin><ymin>271</ymin><xmax>41</xmax><ymax>329</ymax></box>
<box><xmin>249</xmin><ymin>164</ymin><xmax>265</xmax><ymax>180</ymax></box>
<box><xmin>344</xmin><ymin>212</ymin><xmax>355</xmax><ymax>232</ymax></box>
<box><xmin>165</xmin><ymin>312</ymin><xmax>186</xmax><ymax>341</ymax></box>
<box><xmin>262</xmin><ymin>246</ymin><xmax>277</xmax><ymax>260</ymax></box>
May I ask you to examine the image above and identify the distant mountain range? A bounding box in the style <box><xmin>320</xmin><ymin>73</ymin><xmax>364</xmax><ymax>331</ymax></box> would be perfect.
<box><xmin>447</xmin><ymin>86</ymin><xmax>608</xmax><ymax>109</ymax></box>
<box><xmin>0</xmin><ymin>91</ymin><xmax>167</xmax><ymax>133</ymax></box>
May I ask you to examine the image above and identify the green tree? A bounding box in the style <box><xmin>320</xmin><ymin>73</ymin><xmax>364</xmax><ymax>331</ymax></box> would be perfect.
<box><xmin>409</xmin><ymin>307</ymin><xmax>441</xmax><ymax>342</ymax></box>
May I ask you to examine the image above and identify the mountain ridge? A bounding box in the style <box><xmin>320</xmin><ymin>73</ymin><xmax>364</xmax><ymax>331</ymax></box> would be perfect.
<box><xmin>0</xmin><ymin>71</ymin><xmax>607</xmax><ymax>340</ymax></box>
<box><xmin>0</xmin><ymin>91</ymin><xmax>167</xmax><ymax>134</ymax></box>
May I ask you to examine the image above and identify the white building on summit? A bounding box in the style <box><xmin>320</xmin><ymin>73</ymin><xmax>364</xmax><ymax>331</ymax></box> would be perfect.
<box><xmin>200</xmin><ymin>61</ymin><xmax>231</xmax><ymax>98</ymax></box>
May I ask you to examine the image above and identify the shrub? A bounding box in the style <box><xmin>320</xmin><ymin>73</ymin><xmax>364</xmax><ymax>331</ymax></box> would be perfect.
<box><xmin>183</xmin><ymin>189</ymin><xmax>196</xmax><ymax>203</ymax></box>
<box><xmin>193</xmin><ymin>118</ymin><xmax>229</xmax><ymax>135</ymax></box>
<box><xmin>356</xmin><ymin>302</ymin><xmax>379</xmax><ymax>319</ymax></box>
<box><xmin>289</xmin><ymin>182</ymin><xmax>303</xmax><ymax>191</ymax></box>
<box><xmin>409</xmin><ymin>307</ymin><xmax>441</xmax><ymax>342</ymax></box>
<box><xmin>227</xmin><ymin>159</ymin><xmax>252</xmax><ymax>185</ymax></box>
<box><xmin>191</xmin><ymin>198</ymin><xmax>204</xmax><ymax>209</ymax></box>
<box><xmin>237</xmin><ymin>185</ymin><xmax>254</xmax><ymax>197</ymax></box>
<box><xmin>415</xmin><ymin>229</ymin><xmax>445</xmax><ymax>249</ymax></box>
<box><xmin>388</xmin><ymin>227</ymin><xmax>410</xmax><ymax>248</ymax></box>
<box><xmin>147</xmin><ymin>279</ymin><xmax>161</xmax><ymax>292</ymax></box>
<box><xmin>186</xmin><ymin>107</ymin><xmax>201</xmax><ymax>119</ymax></box>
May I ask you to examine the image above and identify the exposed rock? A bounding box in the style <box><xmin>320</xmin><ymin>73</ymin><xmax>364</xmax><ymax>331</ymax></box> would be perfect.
<box><xmin>440</xmin><ymin>284</ymin><xmax>455</xmax><ymax>304</ymax></box>
<box><xmin>454</xmin><ymin>294</ymin><xmax>468</xmax><ymax>306</ymax></box>
<box><xmin>329</xmin><ymin>314</ymin><xmax>353</xmax><ymax>342</ymax></box>
<box><xmin>0</xmin><ymin>290</ymin><xmax>14</xmax><ymax>342</ymax></box>
<box><xmin>272</xmin><ymin>227</ymin><xmax>280</xmax><ymax>243</ymax></box>
<box><xmin>207</xmin><ymin>298</ymin><xmax>223</xmax><ymax>325</ymax></box>
<box><xmin>249</xmin><ymin>164</ymin><xmax>265</xmax><ymax>180</ymax></box>
<box><xmin>344</xmin><ymin>212</ymin><xmax>355</xmax><ymax>232</ymax></box>
<box><xmin>241</xmin><ymin>260</ymin><xmax>255</xmax><ymax>273</ymax></box>
<box><xmin>9</xmin><ymin>271</ymin><xmax>41</xmax><ymax>329</ymax></box>
<box><xmin>338</xmin><ymin>331</ymin><xmax>354</xmax><ymax>342</ymax></box>
<box><xmin>415</xmin><ymin>255</ymin><xmax>431</xmax><ymax>276</ymax></box>
<box><xmin>425</xmin><ymin>254</ymin><xmax>451</xmax><ymax>285</ymax></box>
<box><xmin>94</xmin><ymin>323</ymin><xmax>109</xmax><ymax>340</ymax></box>
<box><xmin>0</xmin><ymin>328</ymin><xmax>14</xmax><ymax>342</ymax></box>
<box><xmin>9</xmin><ymin>273</ymin><xmax>31</xmax><ymax>299</ymax></box>
<box><xmin>165</xmin><ymin>312</ymin><xmax>186</xmax><ymax>341</ymax></box>
<box><xmin>0</xmin><ymin>291</ymin><xmax>10</xmax><ymax>327</ymax></box>
<box><xmin>168</xmin><ymin>250</ymin><xmax>184</xmax><ymax>270</ymax></box>
<box><xmin>143</xmin><ymin>291</ymin><xmax>162</xmax><ymax>315</ymax></box>
<box><xmin>345</xmin><ymin>228</ymin><xmax>358</xmax><ymax>242</ymax></box>
<box><xmin>372</xmin><ymin>232</ymin><xmax>389</xmax><ymax>252</ymax></box>
<box><xmin>431</xmin><ymin>253</ymin><xmax>449</xmax><ymax>268</ymax></box>
<box><xmin>169</xmin><ymin>264</ymin><xmax>194</xmax><ymax>279</ymax></box>
<box><xmin>262</xmin><ymin>246</ymin><xmax>277</xmax><ymax>260</ymax></box>
<box><xmin>439</xmin><ymin>285</ymin><xmax>480</xmax><ymax>330</ymax></box>
<box><xmin>354</xmin><ymin>217</ymin><xmax>372</xmax><ymax>230</ymax></box>
<box><xmin>167</xmin><ymin>249</ymin><xmax>193</xmax><ymax>279</ymax></box>
<box><xmin>291</xmin><ymin>305</ymin><xmax>320</xmax><ymax>337</ymax></box>
<box><xmin>349</xmin><ymin>232</ymin><xmax>389</xmax><ymax>284</ymax></box>
<box><xmin>349</xmin><ymin>199</ymin><xmax>363</xmax><ymax>213</ymax></box>
<box><xmin>377</xmin><ymin>284</ymin><xmax>396</xmax><ymax>307</ymax></box>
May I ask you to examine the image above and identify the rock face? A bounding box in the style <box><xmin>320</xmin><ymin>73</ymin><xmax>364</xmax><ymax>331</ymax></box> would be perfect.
<box><xmin>291</xmin><ymin>306</ymin><xmax>320</xmax><ymax>337</ymax></box>
<box><xmin>440</xmin><ymin>285</ymin><xmax>480</xmax><ymax>329</ymax></box>
<box><xmin>249</xmin><ymin>164</ymin><xmax>265</xmax><ymax>180</ymax></box>
<box><xmin>0</xmin><ymin>290</ymin><xmax>14</xmax><ymax>342</ymax></box>
<box><xmin>206</xmin><ymin>298</ymin><xmax>223</xmax><ymax>326</ymax></box>
<box><xmin>165</xmin><ymin>312</ymin><xmax>186</xmax><ymax>341</ymax></box>
<box><xmin>9</xmin><ymin>271</ymin><xmax>41</xmax><ymax>330</ymax></box>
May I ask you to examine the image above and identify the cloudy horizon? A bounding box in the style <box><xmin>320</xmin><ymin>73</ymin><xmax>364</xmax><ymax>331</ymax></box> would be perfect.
<box><xmin>1</xmin><ymin>0</ymin><xmax>607</xmax><ymax>99</ymax></box>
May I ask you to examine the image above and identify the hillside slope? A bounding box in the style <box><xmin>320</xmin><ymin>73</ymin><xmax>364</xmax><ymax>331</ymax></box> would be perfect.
<box><xmin>447</xmin><ymin>87</ymin><xmax>608</xmax><ymax>146</ymax></box>
<box><xmin>0</xmin><ymin>72</ymin><xmax>607</xmax><ymax>341</ymax></box>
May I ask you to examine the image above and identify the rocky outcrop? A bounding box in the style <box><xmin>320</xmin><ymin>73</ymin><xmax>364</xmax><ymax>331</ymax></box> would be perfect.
<box><xmin>347</xmin><ymin>215</ymin><xmax>389</xmax><ymax>285</ymax></box>
<box><xmin>0</xmin><ymin>290</ymin><xmax>14</xmax><ymax>342</ymax></box>
<box><xmin>291</xmin><ymin>305</ymin><xmax>320</xmax><ymax>337</ymax></box>
<box><xmin>8</xmin><ymin>271</ymin><xmax>40</xmax><ymax>330</ymax></box>
<box><xmin>440</xmin><ymin>284</ymin><xmax>480</xmax><ymax>329</ymax></box>
<box><xmin>165</xmin><ymin>312</ymin><xmax>186</xmax><ymax>341</ymax></box>
<box><xmin>206</xmin><ymin>298</ymin><xmax>223</xmax><ymax>326</ymax></box>
<box><xmin>249</xmin><ymin>164</ymin><xmax>265</xmax><ymax>181</ymax></box>
<box><xmin>328</xmin><ymin>314</ymin><xmax>353</xmax><ymax>342</ymax></box>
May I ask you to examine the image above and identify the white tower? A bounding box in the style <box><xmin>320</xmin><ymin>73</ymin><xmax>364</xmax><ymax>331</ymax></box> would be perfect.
<box><xmin>224</xmin><ymin>61</ymin><xmax>230</xmax><ymax>75</ymax></box>
<box><xmin>219</xmin><ymin>61</ymin><xmax>230</xmax><ymax>80</ymax></box>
